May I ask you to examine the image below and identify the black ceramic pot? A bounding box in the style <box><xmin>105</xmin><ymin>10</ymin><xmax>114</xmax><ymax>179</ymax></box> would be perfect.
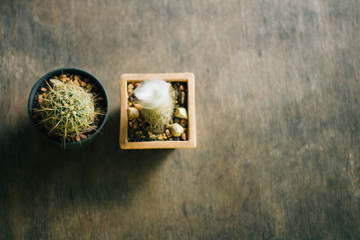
<box><xmin>28</xmin><ymin>68</ymin><xmax>109</xmax><ymax>149</ymax></box>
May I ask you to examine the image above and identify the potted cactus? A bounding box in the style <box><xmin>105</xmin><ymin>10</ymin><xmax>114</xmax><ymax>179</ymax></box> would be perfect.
<box><xmin>119</xmin><ymin>73</ymin><xmax>196</xmax><ymax>149</ymax></box>
<box><xmin>28</xmin><ymin>68</ymin><xmax>109</xmax><ymax>148</ymax></box>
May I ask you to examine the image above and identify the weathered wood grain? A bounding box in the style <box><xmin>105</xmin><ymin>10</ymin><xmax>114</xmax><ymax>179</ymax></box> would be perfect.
<box><xmin>1</xmin><ymin>0</ymin><xmax>360</xmax><ymax>239</ymax></box>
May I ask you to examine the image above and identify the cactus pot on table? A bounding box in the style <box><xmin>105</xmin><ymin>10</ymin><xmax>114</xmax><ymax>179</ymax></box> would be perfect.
<box><xmin>28</xmin><ymin>68</ymin><xmax>109</xmax><ymax>149</ymax></box>
<box><xmin>119</xmin><ymin>73</ymin><xmax>196</xmax><ymax>149</ymax></box>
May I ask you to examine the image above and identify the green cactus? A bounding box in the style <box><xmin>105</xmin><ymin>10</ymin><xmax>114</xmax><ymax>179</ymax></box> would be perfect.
<box><xmin>132</xmin><ymin>79</ymin><xmax>174</xmax><ymax>133</ymax></box>
<box><xmin>37</xmin><ymin>79</ymin><xmax>96</xmax><ymax>143</ymax></box>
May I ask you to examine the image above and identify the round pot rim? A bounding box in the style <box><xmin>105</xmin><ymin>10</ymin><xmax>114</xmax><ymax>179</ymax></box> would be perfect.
<box><xmin>28</xmin><ymin>67</ymin><xmax>109</xmax><ymax>148</ymax></box>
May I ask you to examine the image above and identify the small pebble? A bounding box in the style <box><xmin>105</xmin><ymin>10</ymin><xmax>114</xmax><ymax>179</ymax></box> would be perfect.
<box><xmin>134</xmin><ymin>82</ymin><xmax>140</xmax><ymax>88</ymax></box>
<box><xmin>174</xmin><ymin>107</ymin><xmax>188</xmax><ymax>119</ymax></box>
<box><xmin>179</xmin><ymin>85</ymin><xmax>185</xmax><ymax>91</ymax></box>
<box><xmin>165</xmin><ymin>129</ymin><xmax>172</xmax><ymax>138</ymax></box>
<box><xmin>41</xmin><ymin>87</ymin><xmax>47</xmax><ymax>92</ymax></box>
<box><xmin>129</xmin><ymin>96</ymin><xmax>135</xmax><ymax>102</ymax></box>
<box><xmin>179</xmin><ymin>91</ymin><xmax>186</xmax><ymax>105</ymax></box>
<box><xmin>133</xmin><ymin>121</ymin><xmax>138</xmax><ymax>129</ymax></box>
<box><xmin>128</xmin><ymin>107</ymin><xmax>139</xmax><ymax>120</ymax></box>
<box><xmin>75</xmin><ymin>135</ymin><xmax>81</xmax><ymax>142</ymax></box>
<box><xmin>180</xmin><ymin>119</ymin><xmax>188</xmax><ymax>127</ymax></box>
<box><xmin>128</xmin><ymin>83</ymin><xmax>134</xmax><ymax>93</ymax></box>
<box><xmin>80</xmin><ymin>133</ymin><xmax>87</xmax><ymax>139</ymax></box>
<box><xmin>134</xmin><ymin>103</ymin><xmax>142</xmax><ymax>111</ymax></box>
<box><xmin>148</xmin><ymin>132</ymin><xmax>156</xmax><ymax>139</ymax></box>
<box><xmin>38</xmin><ymin>95</ymin><xmax>43</xmax><ymax>104</ymax></box>
<box><xmin>60</xmin><ymin>74</ymin><xmax>67</xmax><ymax>81</ymax></box>
<box><xmin>181</xmin><ymin>132</ymin><xmax>187</xmax><ymax>141</ymax></box>
<box><xmin>170</xmin><ymin>86</ymin><xmax>176</xmax><ymax>99</ymax></box>
<box><xmin>61</xmin><ymin>77</ymin><xmax>70</xmax><ymax>82</ymax></box>
<box><xmin>162</xmin><ymin>133</ymin><xmax>167</xmax><ymax>140</ymax></box>
<box><xmin>80</xmin><ymin>81</ymin><xmax>87</xmax><ymax>87</ymax></box>
<box><xmin>169</xmin><ymin>123</ymin><xmax>184</xmax><ymax>137</ymax></box>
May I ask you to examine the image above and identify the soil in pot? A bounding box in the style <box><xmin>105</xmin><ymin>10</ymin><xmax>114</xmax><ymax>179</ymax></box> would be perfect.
<box><xmin>127</xmin><ymin>81</ymin><xmax>188</xmax><ymax>142</ymax></box>
<box><xmin>31</xmin><ymin>73</ymin><xmax>107</xmax><ymax>144</ymax></box>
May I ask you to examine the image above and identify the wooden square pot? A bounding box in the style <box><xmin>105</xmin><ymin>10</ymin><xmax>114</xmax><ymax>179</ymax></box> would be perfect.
<box><xmin>120</xmin><ymin>73</ymin><xmax>196</xmax><ymax>149</ymax></box>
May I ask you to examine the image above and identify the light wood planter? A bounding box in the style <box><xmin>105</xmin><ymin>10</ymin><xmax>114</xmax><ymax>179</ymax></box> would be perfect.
<box><xmin>119</xmin><ymin>73</ymin><xmax>196</xmax><ymax>149</ymax></box>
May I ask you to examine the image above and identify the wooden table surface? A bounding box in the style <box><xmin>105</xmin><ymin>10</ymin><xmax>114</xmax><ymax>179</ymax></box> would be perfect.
<box><xmin>1</xmin><ymin>0</ymin><xmax>360</xmax><ymax>239</ymax></box>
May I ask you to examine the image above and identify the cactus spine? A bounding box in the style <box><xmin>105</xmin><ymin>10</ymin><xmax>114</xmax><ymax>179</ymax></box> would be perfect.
<box><xmin>38</xmin><ymin>80</ymin><xmax>96</xmax><ymax>143</ymax></box>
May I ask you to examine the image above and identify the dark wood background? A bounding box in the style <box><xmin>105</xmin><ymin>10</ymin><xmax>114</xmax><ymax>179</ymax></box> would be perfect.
<box><xmin>1</xmin><ymin>0</ymin><xmax>360</xmax><ymax>239</ymax></box>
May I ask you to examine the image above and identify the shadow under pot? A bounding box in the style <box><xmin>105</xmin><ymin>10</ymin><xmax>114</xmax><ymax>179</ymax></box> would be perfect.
<box><xmin>28</xmin><ymin>68</ymin><xmax>109</xmax><ymax>149</ymax></box>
